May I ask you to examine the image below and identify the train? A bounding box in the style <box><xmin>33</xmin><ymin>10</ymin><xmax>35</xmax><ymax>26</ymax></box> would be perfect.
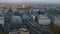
<box><xmin>22</xmin><ymin>14</ymin><xmax>30</xmax><ymax>20</ymax></box>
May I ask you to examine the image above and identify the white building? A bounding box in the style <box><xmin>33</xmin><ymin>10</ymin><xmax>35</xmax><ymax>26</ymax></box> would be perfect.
<box><xmin>11</xmin><ymin>15</ymin><xmax>22</xmax><ymax>23</ymax></box>
<box><xmin>32</xmin><ymin>9</ymin><xmax>38</xmax><ymax>14</ymax></box>
<box><xmin>54</xmin><ymin>17</ymin><xmax>60</xmax><ymax>27</ymax></box>
<box><xmin>38</xmin><ymin>14</ymin><xmax>50</xmax><ymax>25</ymax></box>
<box><xmin>31</xmin><ymin>14</ymin><xmax>35</xmax><ymax>20</ymax></box>
<box><xmin>0</xmin><ymin>17</ymin><xmax>5</xmax><ymax>25</ymax></box>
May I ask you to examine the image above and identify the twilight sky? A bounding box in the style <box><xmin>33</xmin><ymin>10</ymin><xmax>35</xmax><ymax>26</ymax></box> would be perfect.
<box><xmin>0</xmin><ymin>0</ymin><xmax>60</xmax><ymax>4</ymax></box>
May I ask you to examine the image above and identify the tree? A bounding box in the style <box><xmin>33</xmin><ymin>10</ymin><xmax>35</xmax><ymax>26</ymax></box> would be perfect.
<box><xmin>0</xmin><ymin>24</ymin><xmax>3</xmax><ymax>34</ymax></box>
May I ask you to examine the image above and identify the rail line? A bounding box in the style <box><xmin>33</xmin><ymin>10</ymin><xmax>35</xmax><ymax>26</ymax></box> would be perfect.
<box><xmin>23</xmin><ymin>19</ymin><xmax>52</xmax><ymax>34</ymax></box>
<box><xmin>23</xmin><ymin>19</ymin><xmax>41</xmax><ymax>34</ymax></box>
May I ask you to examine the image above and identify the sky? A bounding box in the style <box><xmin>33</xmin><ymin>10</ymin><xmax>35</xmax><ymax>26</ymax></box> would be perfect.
<box><xmin>0</xmin><ymin>0</ymin><xmax>60</xmax><ymax>4</ymax></box>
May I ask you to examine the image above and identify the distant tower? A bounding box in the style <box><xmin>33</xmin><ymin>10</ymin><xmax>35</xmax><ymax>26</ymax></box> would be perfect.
<box><xmin>22</xmin><ymin>5</ymin><xmax>25</xmax><ymax>8</ymax></box>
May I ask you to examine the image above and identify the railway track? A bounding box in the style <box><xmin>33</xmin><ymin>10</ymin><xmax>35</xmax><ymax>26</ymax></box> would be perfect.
<box><xmin>23</xmin><ymin>19</ymin><xmax>41</xmax><ymax>34</ymax></box>
<box><xmin>30</xmin><ymin>19</ymin><xmax>52</xmax><ymax>34</ymax></box>
<box><xmin>23</xmin><ymin>19</ymin><xmax>52</xmax><ymax>34</ymax></box>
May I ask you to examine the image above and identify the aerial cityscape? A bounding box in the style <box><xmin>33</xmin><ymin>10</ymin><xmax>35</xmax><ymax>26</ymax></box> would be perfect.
<box><xmin>0</xmin><ymin>0</ymin><xmax>60</xmax><ymax>34</ymax></box>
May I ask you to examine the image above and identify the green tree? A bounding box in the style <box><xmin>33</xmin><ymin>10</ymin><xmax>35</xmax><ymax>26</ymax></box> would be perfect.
<box><xmin>0</xmin><ymin>24</ymin><xmax>3</xmax><ymax>34</ymax></box>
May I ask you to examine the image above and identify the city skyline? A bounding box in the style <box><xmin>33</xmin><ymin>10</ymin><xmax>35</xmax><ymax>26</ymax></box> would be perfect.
<box><xmin>0</xmin><ymin>0</ymin><xmax>60</xmax><ymax>4</ymax></box>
